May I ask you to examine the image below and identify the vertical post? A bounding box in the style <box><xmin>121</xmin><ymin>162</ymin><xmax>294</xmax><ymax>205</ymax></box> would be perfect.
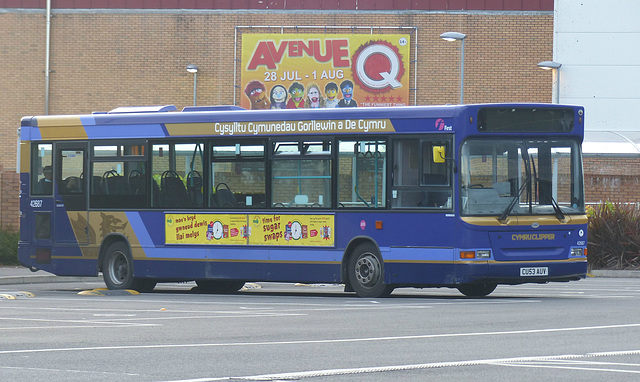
<box><xmin>460</xmin><ymin>38</ymin><xmax>465</xmax><ymax>104</ymax></box>
<box><xmin>440</xmin><ymin>32</ymin><xmax>467</xmax><ymax>104</ymax></box>
<box><xmin>192</xmin><ymin>72</ymin><xmax>197</xmax><ymax>106</ymax></box>
<box><xmin>554</xmin><ymin>69</ymin><xmax>560</xmax><ymax>104</ymax></box>
<box><xmin>537</xmin><ymin>61</ymin><xmax>562</xmax><ymax>104</ymax></box>
<box><xmin>45</xmin><ymin>0</ymin><xmax>52</xmax><ymax>115</ymax></box>
<box><xmin>186</xmin><ymin>64</ymin><xmax>199</xmax><ymax>107</ymax></box>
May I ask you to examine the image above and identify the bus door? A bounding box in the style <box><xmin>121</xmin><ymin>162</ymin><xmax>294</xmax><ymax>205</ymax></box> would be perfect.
<box><xmin>29</xmin><ymin>143</ymin><xmax>55</xmax><ymax>264</ymax></box>
<box><xmin>53</xmin><ymin>143</ymin><xmax>89</xmax><ymax>247</ymax></box>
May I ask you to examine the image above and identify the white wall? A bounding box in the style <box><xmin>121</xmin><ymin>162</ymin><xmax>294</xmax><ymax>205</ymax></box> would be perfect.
<box><xmin>555</xmin><ymin>0</ymin><xmax>640</xmax><ymax>133</ymax></box>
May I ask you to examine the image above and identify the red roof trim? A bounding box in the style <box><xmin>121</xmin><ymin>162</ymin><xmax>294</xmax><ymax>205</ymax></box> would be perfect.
<box><xmin>0</xmin><ymin>0</ymin><xmax>553</xmax><ymax>11</ymax></box>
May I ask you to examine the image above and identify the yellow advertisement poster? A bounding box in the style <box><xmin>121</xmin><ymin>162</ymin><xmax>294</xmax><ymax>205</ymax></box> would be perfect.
<box><xmin>166</xmin><ymin>214</ymin><xmax>248</xmax><ymax>245</ymax></box>
<box><xmin>248</xmin><ymin>214</ymin><xmax>334</xmax><ymax>246</ymax></box>
<box><xmin>165</xmin><ymin>213</ymin><xmax>334</xmax><ymax>247</ymax></box>
<box><xmin>241</xmin><ymin>33</ymin><xmax>411</xmax><ymax>110</ymax></box>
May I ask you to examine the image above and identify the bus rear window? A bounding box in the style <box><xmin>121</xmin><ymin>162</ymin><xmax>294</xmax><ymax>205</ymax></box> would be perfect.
<box><xmin>477</xmin><ymin>107</ymin><xmax>574</xmax><ymax>133</ymax></box>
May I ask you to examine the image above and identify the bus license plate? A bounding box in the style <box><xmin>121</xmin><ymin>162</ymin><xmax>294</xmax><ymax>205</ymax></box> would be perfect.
<box><xmin>520</xmin><ymin>267</ymin><xmax>548</xmax><ymax>276</ymax></box>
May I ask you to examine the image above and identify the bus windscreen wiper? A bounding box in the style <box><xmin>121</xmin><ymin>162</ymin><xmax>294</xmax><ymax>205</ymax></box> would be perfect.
<box><xmin>499</xmin><ymin>142</ymin><xmax>531</xmax><ymax>222</ymax></box>
<box><xmin>499</xmin><ymin>178</ymin><xmax>528</xmax><ymax>222</ymax></box>
<box><xmin>550</xmin><ymin>196</ymin><xmax>565</xmax><ymax>221</ymax></box>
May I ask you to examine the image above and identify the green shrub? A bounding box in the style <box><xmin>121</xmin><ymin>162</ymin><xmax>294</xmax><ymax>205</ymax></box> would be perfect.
<box><xmin>588</xmin><ymin>202</ymin><xmax>640</xmax><ymax>270</ymax></box>
<box><xmin>0</xmin><ymin>228</ymin><xmax>19</xmax><ymax>266</ymax></box>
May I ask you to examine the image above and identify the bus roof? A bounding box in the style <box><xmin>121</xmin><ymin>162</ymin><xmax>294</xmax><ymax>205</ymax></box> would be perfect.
<box><xmin>20</xmin><ymin>103</ymin><xmax>583</xmax><ymax>141</ymax></box>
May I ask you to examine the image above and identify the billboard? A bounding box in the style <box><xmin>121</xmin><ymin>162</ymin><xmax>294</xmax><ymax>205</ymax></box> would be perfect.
<box><xmin>240</xmin><ymin>33</ymin><xmax>411</xmax><ymax>110</ymax></box>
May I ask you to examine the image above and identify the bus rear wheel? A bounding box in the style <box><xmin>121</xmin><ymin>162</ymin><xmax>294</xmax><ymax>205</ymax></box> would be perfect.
<box><xmin>103</xmin><ymin>242</ymin><xmax>156</xmax><ymax>292</ymax></box>
<box><xmin>457</xmin><ymin>283</ymin><xmax>497</xmax><ymax>297</ymax></box>
<box><xmin>348</xmin><ymin>242</ymin><xmax>393</xmax><ymax>298</ymax></box>
<box><xmin>103</xmin><ymin>241</ymin><xmax>135</xmax><ymax>290</ymax></box>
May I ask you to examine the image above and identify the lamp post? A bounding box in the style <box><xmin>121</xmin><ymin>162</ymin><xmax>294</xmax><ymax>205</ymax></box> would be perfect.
<box><xmin>186</xmin><ymin>64</ymin><xmax>199</xmax><ymax>106</ymax></box>
<box><xmin>537</xmin><ymin>61</ymin><xmax>562</xmax><ymax>104</ymax></box>
<box><xmin>440</xmin><ymin>32</ymin><xmax>467</xmax><ymax>104</ymax></box>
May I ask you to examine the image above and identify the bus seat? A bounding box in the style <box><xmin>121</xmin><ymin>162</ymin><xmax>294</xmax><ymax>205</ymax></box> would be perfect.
<box><xmin>128</xmin><ymin>173</ymin><xmax>146</xmax><ymax>195</ymax></box>
<box><xmin>186</xmin><ymin>170</ymin><xmax>203</xmax><ymax>207</ymax></box>
<box><xmin>212</xmin><ymin>182</ymin><xmax>236</xmax><ymax>208</ymax></box>
<box><xmin>103</xmin><ymin>173</ymin><xmax>128</xmax><ymax>195</ymax></box>
<box><xmin>151</xmin><ymin>180</ymin><xmax>161</xmax><ymax>207</ymax></box>
<box><xmin>160</xmin><ymin>170</ymin><xmax>189</xmax><ymax>208</ymax></box>
<box><xmin>92</xmin><ymin>176</ymin><xmax>105</xmax><ymax>195</ymax></box>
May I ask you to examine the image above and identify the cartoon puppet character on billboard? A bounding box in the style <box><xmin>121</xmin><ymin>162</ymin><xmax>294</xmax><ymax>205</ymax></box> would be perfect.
<box><xmin>337</xmin><ymin>80</ymin><xmax>358</xmax><ymax>107</ymax></box>
<box><xmin>244</xmin><ymin>80</ymin><xmax>271</xmax><ymax>110</ymax></box>
<box><xmin>270</xmin><ymin>84</ymin><xmax>288</xmax><ymax>109</ymax></box>
<box><xmin>305</xmin><ymin>82</ymin><xmax>325</xmax><ymax>109</ymax></box>
<box><xmin>286</xmin><ymin>82</ymin><xmax>305</xmax><ymax>109</ymax></box>
<box><xmin>324</xmin><ymin>82</ymin><xmax>339</xmax><ymax>108</ymax></box>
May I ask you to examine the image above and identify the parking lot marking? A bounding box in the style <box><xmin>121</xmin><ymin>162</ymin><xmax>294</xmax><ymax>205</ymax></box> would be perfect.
<box><xmin>491</xmin><ymin>360</ymin><xmax>640</xmax><ymax>374</ymax></box>
<box><xmin>0</xmin><ymin>323</ymin><xmax>639</xmax><ymax>355</ymax></box>
<box><xmin>161</xmin><ymin>350</ymin><xmax>640</xmax><ymax>381</ymax></box>
<box><xmin>0</xmin><ymin>365</ymin><xmax>139</xmax><ymax>377</ymax></box>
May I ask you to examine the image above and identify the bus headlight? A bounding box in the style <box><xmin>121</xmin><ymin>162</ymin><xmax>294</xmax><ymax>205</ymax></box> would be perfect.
<box><xmin>571</xmin><ymin>248</ymin><xmax>584</xmax><ymax>257</ymax></box>
<box><xmin>477</xmin><ymin>250</ymin><xmax>491</xmax><ymax>259</ymax></box>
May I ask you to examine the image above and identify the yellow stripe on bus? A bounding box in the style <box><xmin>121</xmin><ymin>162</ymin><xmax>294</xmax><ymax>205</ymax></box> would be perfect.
<box><xmin>37</xmin><ymin>116</ymin><xmax>88</xmax><ymax>140</ymax></box>
<box><xmin>461</xmin><ymin>215</ymin><xmax>588</xmax><ymax>226</ymax></box>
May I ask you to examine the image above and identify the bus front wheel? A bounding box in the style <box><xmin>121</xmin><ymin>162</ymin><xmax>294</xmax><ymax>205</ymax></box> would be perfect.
<box><xmin>348</xmin><ymin>243</ymin><xmax>393</xmax><ymax>298</ymax></box>
<box><xmin>103</xmin><ymin>241</ymin><xmax>136</xmax><ymax>290</ymax></box>
<box><xmin>457</xmin><ymin>283</ymin><xmax>497</xmax><ymax>297</ymax></box>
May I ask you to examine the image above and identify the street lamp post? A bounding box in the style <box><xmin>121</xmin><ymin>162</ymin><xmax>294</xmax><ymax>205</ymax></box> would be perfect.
<box><xmin>537</xmin><ymin>61</ymin><xmax>562</xmax><ymax>104</ymax></box>
<box><xmin>440</xmin><ymin>32</ymin><xmax>467</xmax><ymax>104</ymax></box>
<box><xmin>186</xmin><ymin>64</ymin><xmax>199</xmax><ymax>106</ymax></box>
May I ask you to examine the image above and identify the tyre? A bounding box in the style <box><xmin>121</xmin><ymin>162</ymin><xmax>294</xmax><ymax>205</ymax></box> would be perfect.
<box><xmin>195</xmin><ymin>280</ymin><xmax>245</xmax><ymax>293</ymax></box>
<box><xmin>347</xmin><ymin>242</ymin><xmax>394</xmax><ymax>298</ymax></box>
<box><xmin>457</xmin><ymin>282</ymin><xmax>497</xmax><ymax>297</ymax></box>
<box><xmin>102</xmin><ymin>241</ymin><xmax>135</xmax><ymax>290</ymax></box>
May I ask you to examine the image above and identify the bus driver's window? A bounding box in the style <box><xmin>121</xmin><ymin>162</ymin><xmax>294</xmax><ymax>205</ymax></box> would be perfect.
<box><xmin>392</xmin><ymin>139</ymin><xmax>451</xmax><ymax>209</ymax></box>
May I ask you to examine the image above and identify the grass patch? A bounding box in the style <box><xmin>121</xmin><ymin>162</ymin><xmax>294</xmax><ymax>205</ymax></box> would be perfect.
<box><xmin>588</xmin><ymin>202</ymin><xmax>640</xmax><ymax>270</ymax></box>
<box><xmin>0</xmin><ymin>228</ymin><xmax>19</xmax><ymax>266</ymax></box>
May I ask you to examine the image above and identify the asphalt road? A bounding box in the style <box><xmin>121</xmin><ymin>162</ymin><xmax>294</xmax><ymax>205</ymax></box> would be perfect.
<box><xmin>1</xmin><ymin>278</ymin><xmax>640</xmax><ymax>381</ymax></box>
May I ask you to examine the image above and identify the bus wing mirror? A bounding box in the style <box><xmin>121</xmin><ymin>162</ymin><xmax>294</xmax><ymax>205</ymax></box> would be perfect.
<box><xmin>433</xmin><ymin>146</ymin><xmax>446</xmax><ymax>163</ymax></box>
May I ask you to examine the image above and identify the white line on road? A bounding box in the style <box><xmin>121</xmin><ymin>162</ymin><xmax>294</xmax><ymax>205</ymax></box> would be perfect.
<box><xmin>0</xmin><ymin>323</ymin><xmax>639</xmax><ymax>355</ymax></box>
<box><xmin>161</xmin><ymin>350</ymin><xmax>640</xmax><ymax>381</ymax></box>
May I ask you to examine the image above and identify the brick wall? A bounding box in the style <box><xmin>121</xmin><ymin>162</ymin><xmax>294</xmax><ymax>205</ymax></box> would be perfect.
<box><xmin>0</xmin><ymin>9</ymin><xmax>558</xmax><ymax>228</ymax></box>
<box><xmin>584</xmin><ymin>156</ymin><xmax>640</xmax><ymax>204</ymax></box>
<box><xmin>0</xmin><ymin>166</ymin><xmax>19</xmax><ymax>230</ymax></box>
<box><xmin>0</xmin><ymin>10</ymin><xmax>555</xmax><ymax>168</ymax></box>
<box><xmin>0</xmin><ymin>0</ymin><xmax>555</xmax><ymax>11</ymax></box>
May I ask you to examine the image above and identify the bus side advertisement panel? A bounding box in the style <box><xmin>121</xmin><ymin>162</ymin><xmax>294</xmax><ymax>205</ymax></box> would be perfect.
<box><xmin>165</xmin><ymin>213</ymin><xmax>334</xmax><ymax>247</ymax></box>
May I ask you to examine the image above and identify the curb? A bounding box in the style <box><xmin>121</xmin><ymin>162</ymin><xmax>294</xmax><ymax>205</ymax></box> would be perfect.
<box><xmin>589</xmin><ymin>270</ymin><xmax>640</xmax><ymax>278</ymax></box>
<box><xmin>0</xmin><ymin>275</ymin><xmax>98</xmax><ymax>286</ymax></box>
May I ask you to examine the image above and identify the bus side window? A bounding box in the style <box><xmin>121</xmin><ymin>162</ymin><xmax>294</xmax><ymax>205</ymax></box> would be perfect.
<box><xmin>150</xmin><ymin>143</ymin><xmax>203</xmax><ymax>209</ymax></box>
<box><xmin>271</xmin><ymin>140</ymin><xmax>331</xmax><ymax>208</ymax></box>
<box><xmin>32</xmin><ymin>143</ymin><xmax>53</xmax><ymax>195</ymax></box>
<box><xmin>391</xmin><ymin>139</ymin><xmax>452</xmax><ymax>209</ymax></box>
<box><xmin>211</xmin><ymin>142</ymin><xmax>266</xmax><ymax>209</ymax></box>
<box><xmin>91</xmin><ymin>143</ymin><xmax>147</xmax><ymax>208</ymax></box>
<box><xmin>337</xmin><ymin>140</ymin><xmax>386</xmax><ymax>208</ymax></box>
